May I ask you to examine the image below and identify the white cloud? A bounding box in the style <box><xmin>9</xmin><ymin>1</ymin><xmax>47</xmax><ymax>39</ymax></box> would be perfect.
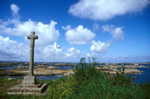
<box><xmin>102</xmin><ymin>25</ymin><xmax>124</xmax><ymax>40</ymax></box>
<box><xmin>65</xmin><ymin>47</ymin><xmax>80</xmax><ymax>58</ymax></box>
<box><xmin>35</xmin><ymin>43</ymin><xmax>81</xmax><ymax>61</ymax></box>
<box><xmin>0</xmin><ymin>35</ymin><xmax>29</xmax><ymax>61</ymax></box>
<box><xmin>62</xmin><ymin>25</ymin><xmax>71</xmax><ymax>30</ymax></box>
<box><xmin>0</xmin><ymin>34</ymin><xmax>80</xmax><ymax>61</ymax></box>
<box><xmin>0</xmin><ymin>4</ymin><xmax>59</xmax><ymax>46</ymax></box>
<box><xmin>63</xmin><ymin>25</ymin><xmax>96</xmax><ymax>44</ymax></box>
<box><xmin>69</xmin><ymin>0</ymin><xmax>150</xmax><ymax>20</ymax></box>
<box><xmin>10</xmin><ymin>4</ymin><xmax>20</xmax><ymax>15</ymax></box>
<box><xmin>35</xmin><ymin>42</ymin><xmax>63</xmax><ymax>61</ymax></box>
<box><xmin>90</xmin><ymin>40</ymin><xmax>111</xmax><ymax>53</ymax></box>
<box><xmin>35</xmin><ymin>44</ymin><xmax>80</xmax><ymax>61</ymax></box>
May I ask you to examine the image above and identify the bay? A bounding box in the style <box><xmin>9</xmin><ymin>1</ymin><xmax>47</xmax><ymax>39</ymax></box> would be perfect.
<box><xmin>0</xmin><ymin>65</ymin><xmax>150</xmax><ymax>83</ymax></box>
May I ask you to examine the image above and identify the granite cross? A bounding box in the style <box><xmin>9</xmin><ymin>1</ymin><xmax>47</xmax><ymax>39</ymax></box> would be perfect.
<box><xmin>27</xmin><ymin>32</ymin><xmax>38</xmax><ymax>76</ymax></box>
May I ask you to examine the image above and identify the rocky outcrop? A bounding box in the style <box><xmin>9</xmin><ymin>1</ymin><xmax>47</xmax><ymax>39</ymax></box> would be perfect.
<box><xmin>48</xmin><ymin>66</ymin><xmax>56</xmax><ymax>69</ymax></box>
<box><xmin>36</xmin><ymin>65</ymin><xmax>45</xmax><ymax>68</ymax></box>
<box><xmin>17</xmin><ymin>66</ymin><xmax>26</xmax><ymax>69</ymax></box>
<box><xmin>0</xmin><ymin>68</ymin><xmax>73</xmax><ymax>76</ymax></box>
<box><xmin>64</xmin><ymin>71</ymin><xmax>74</xmax><ymax>76</ymax></box>
<box><xmin>124</xmin><ymin>68</ymin><xmax>143</xmax><ymax>74</ymax></box>
<box><xmin>0</xmin><ymin>66</ymin><xmax>144</xmax><ymax>76</ymax></box>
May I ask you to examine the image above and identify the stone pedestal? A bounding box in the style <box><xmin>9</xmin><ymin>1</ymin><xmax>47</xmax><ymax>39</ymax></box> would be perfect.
<box><xmin>7</xmin><ymin>76</ymin><xmax>47</xmax><ymax>95</ymax></box>
<box><xmin>22</xmin><ymin>76</ymin><xmax>37</xmax><ymax>85</ymax></box>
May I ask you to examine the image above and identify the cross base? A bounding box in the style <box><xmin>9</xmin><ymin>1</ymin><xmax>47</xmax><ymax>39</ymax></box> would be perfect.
<box><xmin>7</xmin><ymin>83</ymin><xmax>48</xmax><ymax>95</ymax></box>
<box><xmin>22</xmin><ymin>76</ymin><xmax>37</xmax><ymax>85</ymax></box>
<box><xmin>7</xmin><ymin>76</ymin><xmax>48</xmax><ymax>95</ymax></box>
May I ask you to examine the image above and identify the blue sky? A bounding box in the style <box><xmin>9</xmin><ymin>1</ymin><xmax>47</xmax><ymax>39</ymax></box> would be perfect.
<box><xmin>0</xmin><ymin>0</ymin><xmax>150</xmax><ymax>63</ymax></box>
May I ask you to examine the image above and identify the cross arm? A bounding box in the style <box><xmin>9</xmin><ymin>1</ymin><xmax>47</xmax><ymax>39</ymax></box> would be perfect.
<box><xmin>27</xmin><ymin>36</ymin><xmax>30</xmax><ymax>39</ymax></box>
<box><xmin>34</xmin><ymin>35</ymin><xmax>38</xmax><ymax>39</ymax></box>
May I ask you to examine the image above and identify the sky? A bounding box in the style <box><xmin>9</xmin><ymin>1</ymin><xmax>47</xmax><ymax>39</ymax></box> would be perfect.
<box><xmin>0</xmin><ymin>0</ymin><xmax>150</xmax><ymax>63</ymax></box>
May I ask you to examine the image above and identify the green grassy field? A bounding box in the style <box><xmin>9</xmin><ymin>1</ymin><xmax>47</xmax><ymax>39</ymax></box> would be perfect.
<box><xmin>0</xmin><ymin>58</ymin><xmax>150</xmax><ymax>99</ymax></box>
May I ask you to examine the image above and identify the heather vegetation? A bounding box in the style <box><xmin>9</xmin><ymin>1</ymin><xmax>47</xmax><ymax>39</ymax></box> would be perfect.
<box><xmin>0</xmin><ymin>58</ymin><xmax>150</xmax><ymax>99</ymax></box>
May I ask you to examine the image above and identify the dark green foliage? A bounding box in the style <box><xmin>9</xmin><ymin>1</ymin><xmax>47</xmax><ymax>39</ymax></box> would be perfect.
<box><xmin>65</xmin><ymin>57</ymin><xmax>150</xmax><ymax>99</ymax></box>
<box><xmin>111</xmin><ymin>66</ymin><xmax>133</xmax><ymax>87</ymax></box>
<box><xmin>139</xmin><ymin>81</ymin><xmax>150</xmax><ymax>99</ymax></box>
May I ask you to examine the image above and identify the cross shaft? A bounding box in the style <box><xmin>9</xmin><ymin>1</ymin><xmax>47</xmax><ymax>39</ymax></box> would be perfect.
<box><xmin>27</xmin><ymin>32</ymin><xmax>38</xmax><ymax>76</ymax></box>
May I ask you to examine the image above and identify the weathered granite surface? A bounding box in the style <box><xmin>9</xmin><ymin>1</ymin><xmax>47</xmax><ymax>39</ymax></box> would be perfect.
<box><xmin>22</xmin><ymin>76</ymin><xmax>37</xmax><ymax>85</ymax></box>
<box><xmin>7</xmin><ymin>83</ymin><xmax>47</xmax><ymax>95</ymax></box>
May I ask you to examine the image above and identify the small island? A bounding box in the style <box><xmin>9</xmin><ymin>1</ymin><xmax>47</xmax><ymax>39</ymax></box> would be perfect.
<box><xmin>0</xmin><ymin>62</ymin><xmax>148</xmax><ymax>77</ymax></box>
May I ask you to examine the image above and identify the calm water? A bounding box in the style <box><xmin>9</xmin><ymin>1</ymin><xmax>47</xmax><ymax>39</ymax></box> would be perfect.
<box><xmin>0</xmin><ymin>65</ymin><xmax>150</xmax><ymax>83</ymax></box>
<box><xmin>0</xmin><ymin>65</ymin><xmax>36</xmax><ymax>70</ymax></box>
<box><xmin>0</xmin><ymin>65</ymin><xmax>74</xmax><ymax>70</ymax></box>
<box><xmin>0</xmin><ymin>66</ymin><xmax>18</xmax><ymax>70</ymax></box>
<box><xmin>54</xmin><ymin>66</ymin><xmax>75</xmax><ymax>69</ymax></box>
<box><xmin>0</xmin><ymin>65</ymin><xmax>69</xmax><ymax>81</ymax></box>
<box><xmin>11</xmin><ymin>75</ymin><xmax>64</xmax><ymax>81</ymax></box>
<box><xmin>131</xmin><ymin>68</ymin><xmax>150</xmax><ymax>83</ymax></box>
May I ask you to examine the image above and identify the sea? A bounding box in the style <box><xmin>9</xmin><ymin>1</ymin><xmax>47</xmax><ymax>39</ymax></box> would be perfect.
<box><xmin>0</xmin><ymin>65</ymin><xmax>150</xmax><ymax>83</ymax></box>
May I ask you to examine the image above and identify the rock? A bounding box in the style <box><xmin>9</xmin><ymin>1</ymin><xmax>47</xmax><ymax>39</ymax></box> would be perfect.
<box><xmin>17</xmin><ymin>66</ymin><xmax>25</xmax><ymax>69</ymax></box>
<box><xmin>132</xmin><ymin>76</ymin><xmax>136</xmax><ymax>80</ymax></box>
<box><xmin>110</xmin><ymin>66</ymin><xmax>117</xmax><ymax>69</ymax></box>
<box><xmin>124</xmin><ymin>68</ymin><xmax>142</xmax><ymax>74</ymax></box>
<box><xmin>64</xmin><ymin>71</ymin><xmax>74</xmax><ymax>76</ymax></box>
<box><xmin>48</xmin><ymin>66</ymin><xmax>56</xmax><ymax>69</ymax></box>
<box><xmin>95</xmin><ymin>66</ymin><xmax>100</xmax><ymax>69</ymax></box>
<box><xmin>36</xmin><ymin>65</ymin><xmax>45</xmax><ymax>68</ymax></box>
<box><xmin>54</xmin><ymin>63</ymin><xmax>66</xmax><ymax>65</ymax></box>
<box><xmin>8</xmin><ymin>78</ymin><xmax>14</xmax><ymax>80</ymax></box>
<box><xmin>102</xmin><ymin>66</ymin><xmax>109</xmax><ymax>69</ymax></box>
<box><xmin>109</xmin><ymin>71</ymin><xmax>117</xmax><ymax>74</ymax></box>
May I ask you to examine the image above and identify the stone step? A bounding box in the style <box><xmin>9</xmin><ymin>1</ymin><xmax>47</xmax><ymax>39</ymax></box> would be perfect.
<box><xmin>7</xmin><ymin>83</ymin><xmax>47</xmax><ymax>95</ymax></box>
<box><xmin>16</xmin><ymin>83</ymin><xmax>43</xmax><ymax>88</ymax></box>
<box><xmin>8</xmin><ymin>83</ymin><xmax>46</xmax><ymax>92</ymax></box>
<box><xmin>7</xmin><ymin>92</ymin><xmax>41</xmax><ymax>95</ymax></box>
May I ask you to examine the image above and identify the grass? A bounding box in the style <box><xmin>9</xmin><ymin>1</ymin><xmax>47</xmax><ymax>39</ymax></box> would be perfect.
<box><xmin>0</xmin><ymin>57</ymin><xmax>150</xmax><ymax>99</ymax></box>
<box><xmin>0</xmin><ymin>77</ymin><xmax>22</xmax><ymax>95</ymax></box>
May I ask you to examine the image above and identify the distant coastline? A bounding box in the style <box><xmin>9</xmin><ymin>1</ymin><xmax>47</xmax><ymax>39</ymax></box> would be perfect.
<box><xmin>0</xmin><ymin>61</ymin><xmax>150</xmax><ymax>67</ymax></box>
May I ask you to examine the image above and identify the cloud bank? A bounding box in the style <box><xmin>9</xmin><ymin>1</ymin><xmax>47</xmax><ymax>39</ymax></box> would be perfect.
<box><xmin>0</xmin><ymin>4</ymin><xmax>80</xmax><ymax>62</ymax></box>
<box><xmin>69</xmin><ymin>0</ymin><xmax>150</xmax><ymax>20</ymax></box>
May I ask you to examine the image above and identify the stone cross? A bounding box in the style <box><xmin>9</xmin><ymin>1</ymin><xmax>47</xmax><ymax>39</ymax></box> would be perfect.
<box><xmin>27</xmin><ymin>32</ymin><xmax>38</xmax><ymax>76</ymax></box>
<box><xmin>7</xmin><ymin>32</ymin><xmax>47</xmax><ymax>95</ymax></box>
